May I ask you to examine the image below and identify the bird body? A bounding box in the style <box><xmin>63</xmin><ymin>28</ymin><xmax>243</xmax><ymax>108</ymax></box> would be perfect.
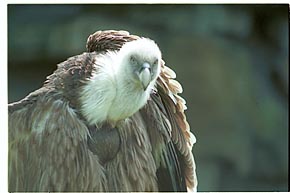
<box><xmin>8</xmin><ymin>30</ymin><xmax>197</xmax><ymax>192</ymax></box>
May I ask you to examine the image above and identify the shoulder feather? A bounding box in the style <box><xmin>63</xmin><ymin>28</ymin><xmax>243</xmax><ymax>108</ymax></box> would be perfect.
<box><xmin>86</xmin><ymin>30</ymin><xmax>139</xmax><ymax>53</ymax></box>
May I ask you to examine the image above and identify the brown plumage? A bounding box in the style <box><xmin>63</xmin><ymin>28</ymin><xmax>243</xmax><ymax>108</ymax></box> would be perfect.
<box><xmin>8</xmin><ymin>30</ymin><xmax>197</xmax><ymax>192</ymax></box>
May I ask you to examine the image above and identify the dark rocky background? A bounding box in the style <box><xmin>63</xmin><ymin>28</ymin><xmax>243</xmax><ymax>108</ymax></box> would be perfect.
<box><xmin>8</xmin><ymin>4</ymin><xmax>288</xmax><ymax>191</ymax></box>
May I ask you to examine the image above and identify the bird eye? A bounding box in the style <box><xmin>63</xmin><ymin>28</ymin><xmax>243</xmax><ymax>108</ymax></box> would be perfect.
<box><xmin>130</xmin><ymin>55</ymin><xmax>137</xmax><ymax>63</ymax></box>
<box><xmin>153</xmin><ymin>59</ymin><xmax>159</xmax><ymax>65</ymax></box>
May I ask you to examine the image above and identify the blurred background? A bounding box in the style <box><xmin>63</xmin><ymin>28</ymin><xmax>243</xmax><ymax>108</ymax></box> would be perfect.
<box><xmin>8</xmin><ymin>4</ymin><xmax>288</xmax><ymax>191</ymax></box>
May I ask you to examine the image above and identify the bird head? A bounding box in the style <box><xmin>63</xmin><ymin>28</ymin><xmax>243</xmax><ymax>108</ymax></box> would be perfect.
<box><xmin>117</xmin><ymin>38</ymin><xmax>162</xmax><ymax>91</ymax></box>
<box><xmin>80</xmin><ymin>37</ymin><xmax>163</xmax><ymax>124</ymax></box>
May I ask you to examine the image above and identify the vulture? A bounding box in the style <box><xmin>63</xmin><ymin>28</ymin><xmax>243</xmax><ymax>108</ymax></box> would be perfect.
<box><xmin>8</xmin><ymin>30</ymin><xmax>197</xmax><ymax>192</ymax></box>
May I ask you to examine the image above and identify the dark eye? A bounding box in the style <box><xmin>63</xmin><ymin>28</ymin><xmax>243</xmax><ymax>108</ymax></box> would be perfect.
<box><xmin>130</xmin><ymin>55</ymin><xmax>137</xmax><ymax>63</ymax></box>
<box><xmin>153</xmin><ymin>59</ymin><xmax>159</xmax><ymax>65</ymax></box>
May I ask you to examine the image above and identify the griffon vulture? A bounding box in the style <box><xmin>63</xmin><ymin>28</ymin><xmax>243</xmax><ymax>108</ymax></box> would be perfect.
<box><xmin>8</xmin><ymin>30</ymin><xmax>197</xmax><ymax>192</ymax></box>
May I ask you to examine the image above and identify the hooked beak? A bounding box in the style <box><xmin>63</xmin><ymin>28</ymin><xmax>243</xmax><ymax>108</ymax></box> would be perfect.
<box><xmin>138</xmin><ymin>63</ymin><xmax>151</xmax><ymax>90</ymax></box>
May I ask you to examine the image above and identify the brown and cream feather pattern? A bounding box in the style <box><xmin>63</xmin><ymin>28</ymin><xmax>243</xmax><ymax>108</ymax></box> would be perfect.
<box><xmin>8</xmin><ymin>30</ymin><xmax>197</xmax><ymax>192</ymax></box>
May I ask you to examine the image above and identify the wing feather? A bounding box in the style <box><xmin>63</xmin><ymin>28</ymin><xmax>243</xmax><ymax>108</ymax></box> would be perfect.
<box><xmin>156</xmin><ymin>64</ymin><xmax>198</xmax><ymax>190</ymax></box>
<box><xmin>9</xmin><ymin>84</ymin><xmax>107</xmax><ymax>191</ymax></box>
